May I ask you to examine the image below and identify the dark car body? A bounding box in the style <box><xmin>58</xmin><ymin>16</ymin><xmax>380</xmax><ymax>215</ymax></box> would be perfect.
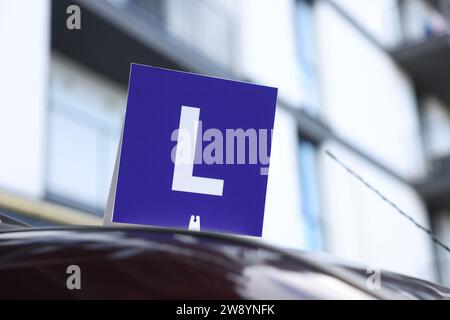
<box><xmin>0</xmin><ymin>225</ymin><xmax>448</xmax><ymax>299</ymax></box>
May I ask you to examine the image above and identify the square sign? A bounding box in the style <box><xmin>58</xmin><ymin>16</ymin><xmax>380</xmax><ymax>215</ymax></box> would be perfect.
<box><xmin>106</xmin><ymin>64</ymin><xmax>278</xmax><ymax>236</ymax></box>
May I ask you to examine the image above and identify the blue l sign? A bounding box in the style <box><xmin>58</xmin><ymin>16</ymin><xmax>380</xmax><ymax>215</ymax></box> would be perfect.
<box><xmin>109</xmin><ymin>64</ymin><xmax>278</xmax><ymax>236</ymax></box>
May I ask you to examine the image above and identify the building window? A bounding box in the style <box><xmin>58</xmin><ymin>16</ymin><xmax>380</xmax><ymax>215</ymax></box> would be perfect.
<box><xmin>109</xmin><ymin>0</ymin><xmax>236</xmax><ymax>70</ymax></box>
<box><xmin>165</xmin><ymin>0</ymin><xmax>236</xmax><ymax>69</ymax></box>
<box><xmin>420</xmin><ymin>95</ymin><xmax>450</xmax><ymax>172</ymax></box>
<box><xmin>46</xmin><ymin>53</ymin><xmax>125</xmax><ymax>214</ymax></box>
<box><xmin>399</xmin><ymin>0</ymin><xmax>449</xmax><ymax>44</ymax></box>
<box><xmin>294</xmin><ymin>1</ymin><xmax>323</xmax><ymax>250</ymax></box>
<box><xmin>298</xmin><ymin>139</ymin><xmax>323</xmax><ymax>250</ymax></box>
<box><xmin>294</xmin><ymin>0</ymin><xmax>319</xmax><ymax>113</ymax></box>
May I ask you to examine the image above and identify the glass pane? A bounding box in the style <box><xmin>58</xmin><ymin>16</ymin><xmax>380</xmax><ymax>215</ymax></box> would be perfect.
<box><xmin>47</xmin><ymin>108</ymin><xmax>99</xmax><ymax>207</ymax></box>
<box><xmin>295</xmin><ymin>0</ymin><xmax>319</xmax><ymax>112</ymax></box>
<box><xmin>298</xmin><ymin>140</ymin><xmax>323</xmax><ymax>250</ymax></box>
<box><xmin>47</xmin><ymin>54</ymin><xmax>125</xmax><ymax>213</ymax></box>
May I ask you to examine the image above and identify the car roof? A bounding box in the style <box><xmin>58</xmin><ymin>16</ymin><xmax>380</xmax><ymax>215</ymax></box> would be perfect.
<box><xmin>0</xmin><ymin>226</ymin><xmax>396</xmax><ymax>299</ymax></box>
<box><xmin>297</xmin><ymin>250</ymin><xmax>450</xmax><ymax>300</ymax></box>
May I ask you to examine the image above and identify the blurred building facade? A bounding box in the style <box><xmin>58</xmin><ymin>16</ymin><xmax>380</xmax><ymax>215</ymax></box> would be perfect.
<box><xmin>0</xmin><ymin>0</ymin><xmax>450</xmax><ymax>285</ymax></box>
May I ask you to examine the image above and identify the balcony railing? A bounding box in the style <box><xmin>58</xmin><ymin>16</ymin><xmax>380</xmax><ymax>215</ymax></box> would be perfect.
<box><xmin>397</xmin><ymin>0</ymin><xmax>450</xmax><ymax>46</ymax></box>
<box><xmin>389</xmin><ymin>0</ymin><xmax>450</xmax><ymax>107</ymax></box>
<box><xmin>106</xmin><ymin>0</ymin><xmax>237</xmax><ymax>71</ymax></box>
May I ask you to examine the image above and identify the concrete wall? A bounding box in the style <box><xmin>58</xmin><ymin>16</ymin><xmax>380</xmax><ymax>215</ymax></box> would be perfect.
<box><xmin>315</xmin><ymin>0</ymin><xmax>435</xmax><ymax>281</ymax></box>
<box><xmin>315</xmin><ymin>0</ymin><xmax>426</xmax><ymax>180</ymax></box>
<box><xmin>237</xmin><ymin>0</ymin><xmax>302</xmax><ymax>106</ymax></box>
<box><xmin>332</xmin><ymin>0</ymin><xmax>401</xmax><ymax>46</ymax></box>
<box><xmin>0</xmin><ymin>0</ymin><xmax>50</xmax><ymax>198</ymax></box>
<box><xmin>262</xmin><ymin>108</ymin><xmax>306</xmax><ymax>249</ymax></box>
<box><xmin>237</xmin><ymin>0</ymin><xmax>306</xmax><ymax>248</ymax></box>
<box><xmin>318</xmin><ymin>140</ymin><xmax>435</xmax><ymax>281</ymax></box>
<box><xmin>232</xmin><ymin>1</ymin><xmax>435</xmax><ymax>273</ymax></box>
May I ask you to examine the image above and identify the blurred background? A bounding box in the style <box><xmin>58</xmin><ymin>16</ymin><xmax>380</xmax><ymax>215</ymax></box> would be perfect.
<box><xmin>0</xmin><ymin>0</ymin><xmax>450</xmax><ymax>286</ymax></box>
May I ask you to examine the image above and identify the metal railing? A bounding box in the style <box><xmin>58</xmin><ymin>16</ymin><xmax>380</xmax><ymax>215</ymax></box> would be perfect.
<box><xmin>397</xmin><ymin>0</ymin><xmax>450</xmax><ymax>46</ymax></box>
<box><xmin>106</xmin><ymin>0</ymin><xmax>237</xmax><ymax>70</ymax></box>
